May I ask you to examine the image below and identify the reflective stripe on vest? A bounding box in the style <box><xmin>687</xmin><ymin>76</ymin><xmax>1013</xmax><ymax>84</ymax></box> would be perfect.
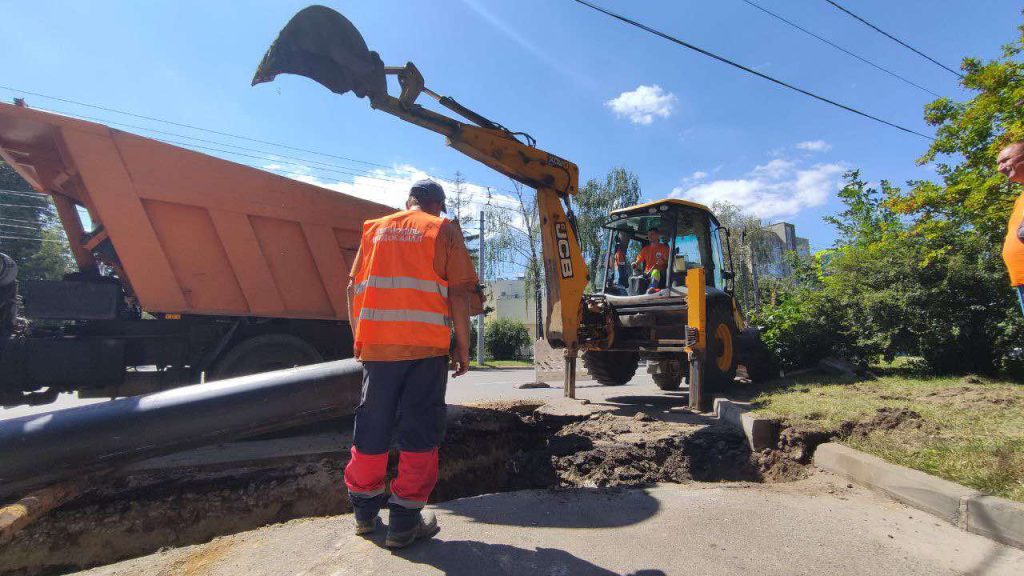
<box><xmin>358</xmin><ymin>308</ymin><xmax>451</xmax><ymax>327</ymax></box>
<box><xmin>354</xmin><ymin>275</ymin><xmax>448</xmax><ymax>298</ymax></box>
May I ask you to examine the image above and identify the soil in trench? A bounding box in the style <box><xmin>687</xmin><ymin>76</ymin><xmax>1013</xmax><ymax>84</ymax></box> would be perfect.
<box><xmin>0</xmin><ymin>401</ymin><xmax>804</xmax><ymax>576</ymax></box>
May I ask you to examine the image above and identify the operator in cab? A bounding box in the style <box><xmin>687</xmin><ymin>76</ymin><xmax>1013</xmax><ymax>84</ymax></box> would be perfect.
<box><xmin>610</xmin><ymin>230</ymin><xmax>632</xmax><ymax>288</ymax></box>
<box><xmin>344</xmin><ymin>179</ymin><xmax>481</xmax><ymax>548</ymax></box>
<box><xmin>633</xmin><ymin>228</ymin><xmax>670</xmax><ymax>292</ymax></box>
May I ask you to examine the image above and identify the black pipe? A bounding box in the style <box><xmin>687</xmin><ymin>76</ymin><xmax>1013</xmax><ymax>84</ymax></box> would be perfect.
<box><xmin>0</xmin><ymin>359</ymin><xmax>364</xmax><ymax>500</ymax></box>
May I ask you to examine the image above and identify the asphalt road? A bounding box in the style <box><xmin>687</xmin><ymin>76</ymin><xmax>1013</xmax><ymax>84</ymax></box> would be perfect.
<box><xmin>78</xmin><ymin>476</ymin><xmax>1024</xmax><ymax>576</ymax></box>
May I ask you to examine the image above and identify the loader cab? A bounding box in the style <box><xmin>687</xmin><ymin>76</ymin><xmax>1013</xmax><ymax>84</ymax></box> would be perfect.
<box><xmin>598</xmin><ymin>199</ymin><xmax>732</xmax><ymax>297</ymax></box>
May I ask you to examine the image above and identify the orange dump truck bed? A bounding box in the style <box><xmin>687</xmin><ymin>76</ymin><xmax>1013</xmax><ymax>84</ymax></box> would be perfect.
<box><xmin>0</xmin><ymin>102</ymin><xmax>392</xmax><ymax>320</ymax></box>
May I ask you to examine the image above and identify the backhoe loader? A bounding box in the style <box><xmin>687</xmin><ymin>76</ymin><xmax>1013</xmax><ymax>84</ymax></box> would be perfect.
<box><xmin>253</xmin><ymin>6</ymin><xmax>774</xmax><ymax>409</ymax></box>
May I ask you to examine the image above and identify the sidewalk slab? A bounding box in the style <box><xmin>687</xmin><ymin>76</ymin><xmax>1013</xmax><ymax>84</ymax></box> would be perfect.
<box><xmin>964</xmin><ymin>494</ymin><xmax>1024</xmax><ymax>549</ymax></box>
<box><xmin>77</xmin><ymin>478</ymin><xmax>1024</xmax><ymax>576</ymax></box>
<box><xmin>814</xmin><ymin>443</ymin><xmax>984</xmax><ymax>526</ymax></box>
<box><xmin>713</xmin><ymin>399</ymin><xmax>778</xmax><ymax>451</ymax></box>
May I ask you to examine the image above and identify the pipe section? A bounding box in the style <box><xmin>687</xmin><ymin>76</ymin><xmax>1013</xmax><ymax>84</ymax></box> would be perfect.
<box><xmin>0</xmin><ymin>359</ymin><xmax>364</xmax><ymax>499</ymax></box>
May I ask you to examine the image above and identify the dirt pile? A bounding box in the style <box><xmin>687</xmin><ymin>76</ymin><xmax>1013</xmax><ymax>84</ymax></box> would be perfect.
<box><xmin>753</xmin><ymin>405</ymin><xmax>935</xmax><ymax>483</ymax></box>
<box><xmin>508</xmin><ymin>412</ymin><xmax>758</xmax><ymax>488</ymax></box>
<box><xmin>844</xmin><ymin>407</ymin><xmax>923</xmax><ymax>436</ymax></box>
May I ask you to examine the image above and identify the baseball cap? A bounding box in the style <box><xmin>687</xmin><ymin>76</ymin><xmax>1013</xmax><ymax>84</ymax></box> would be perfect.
<box><xmin>409</xmin><ymin>179</ymin><xmax>446</xmax><ymax>212</ymax></box>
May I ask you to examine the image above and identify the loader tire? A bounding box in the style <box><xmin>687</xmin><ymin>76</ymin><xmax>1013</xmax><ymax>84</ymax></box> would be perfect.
<box><xmin>652</xmin><ymin>362</ymin><xmax>684</xmax><ymax>391</ymax></box>
<box><xmin>700</xmin><ymin>305</ymin><xmax>739</xmax><ymax>410</ymax></box>
<box><xmin>209</xmin><ymin>334</ymin><xmax>323</xmax><ymax>380</ymax></box>
<box><xmin>582</xmin><ymin>350</ymin><xmax>640</xmax><ymax>386</ymax></box>
<box><xmin>739</xmin><ymin>327</ymin><xmax>777</xmax><ymax>383</ymax></box>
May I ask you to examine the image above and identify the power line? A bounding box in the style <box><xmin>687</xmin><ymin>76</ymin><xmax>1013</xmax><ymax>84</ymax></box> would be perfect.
<box><xmin>740</xmin><ymin>0</ymin><xmax>942</xmax><ymax>98</ymax></box>
<box><xmin>0</xmin><ymin>234</ymin><xmax>65</xmax><ymax>244</ymax></box>
<box><xmin>15</xmin><ymin>103</ymin><xmax>409</xmax><ymax>190</ymax></box>
<box><xmin>48</xmin><ymin>108</ymin><xmax>406</xmax><ymax>180</ymax></box>
<box><xmin>571</xmin><ymin>0</ymin><xmax>933</xmax><ymax>140</ymax></box>
<box><xmin>0</xmin><ymin>87</ymin><xmax>537</xmax><ymax>204</ymax></box>
<box><xmin>0</xmin><ymin>84</ymin><xmax>391</xmax><ymax>168</ymax></box>
<box><xmin>0</xmin><ymin>202</ymin><xmax>54</xmax><ymax>210</ymax></box>
<box><xmin>0</xmin><ymin>222</ymin><xmax>43</xmax><ymax>231</ymax></box>
<box><xmin>823</xmin><ymin>0</ymin><xmax>963</xmax><ymax>79</ymax></box>
<box><xmin>151</xmin><ymin>137</ymin><xmax>400</xmax><ymax>187</ymax></box>
<box><xmin>0</xmin><ymin>189</ymin><xmax>43</xmax><ymax>199</ymax></box>
<box><xmin>0</xmin><ymin>217</ymin><xmax>42</xmax><ymax>225</ymax></box>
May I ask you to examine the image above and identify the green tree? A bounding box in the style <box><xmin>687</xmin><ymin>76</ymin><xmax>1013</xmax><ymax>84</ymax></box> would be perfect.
<box><xmin>484</xmin><ymin>182</ymin><xmax>544</xmax><ymax>337</ymax></box>
<box><xmin>889</xmin><ymin>22</ymin><xmax>1024</xmax><ymax>248</ymax></box>
<box><xmin>577</xmin><ymin>168</ymin><xmax>641</xmax><ymax>288</ymax></box>
<box><xmin>484</xmin><ymin>317</ymin><xmax>530</xmax><ymax>360</ymax></box>
<box><xmin>0</xmin><ymin>161</ymin><xmax>73</xmax><ymax>281</ymax></box>
<box><xmin>712</xmin><ymin>201</ymin><xmax>774</xmax><ymax>314</ymax></box>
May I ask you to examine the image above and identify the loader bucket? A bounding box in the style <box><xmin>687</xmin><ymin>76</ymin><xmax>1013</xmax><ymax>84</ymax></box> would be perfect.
<box><xmin>252</xmin><ymin>5</ymin><xmax>386</xmax><ymax>99</ymax></box>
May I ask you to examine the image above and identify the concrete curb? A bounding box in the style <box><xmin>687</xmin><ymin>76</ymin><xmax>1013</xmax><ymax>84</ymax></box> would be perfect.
<box><xmin>815</xmin><ymin>443</ymin><xmax>1024</xmax><ymax>550</ymax></box>
<box><xmin>713</xmin><ymin>399</ymin><xmax>778</xmax><ymax>451</ymax></box>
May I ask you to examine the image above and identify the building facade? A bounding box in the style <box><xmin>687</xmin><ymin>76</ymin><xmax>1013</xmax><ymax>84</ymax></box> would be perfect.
<box><xmin>762</xmin><ymin>221</ymin><xmax>810</xmax><ymax>277</ymax></box>
<box><xmin>485</xmin><ymin>277</ymin><xmax>543</xmax><ymax>339</ymax></box>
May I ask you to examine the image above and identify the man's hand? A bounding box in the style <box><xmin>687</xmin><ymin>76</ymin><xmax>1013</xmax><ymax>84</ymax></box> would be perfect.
<box><xmin>452</xmin><ymin>347</ymin><xmax>469</xmax><ymax>378</ymax></box>
<box><xmin>450</xmin><ymin>283</ymin><xmax>473</xmax><ymax>378</ymax></box>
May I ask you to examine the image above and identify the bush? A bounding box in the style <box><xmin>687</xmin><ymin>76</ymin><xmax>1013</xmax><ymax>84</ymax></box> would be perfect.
<box><xmin>484</xmin><ymin>318</ymin><xmax>530</xmax><ymax>360</ymax></box>
<box><xmin>749</xmin><ymin>288</ymin><xmax>867</xmax><ymax>371</ymax></box>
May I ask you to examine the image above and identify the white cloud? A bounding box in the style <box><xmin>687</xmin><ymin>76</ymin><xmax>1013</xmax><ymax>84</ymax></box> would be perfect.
<box><xmin>262</xmin><ymin>162</ymin><xmax>520</xmax><ymax>224</ymax></box>
<box><xmin>677</xmin><ymin>170</ymin><xmax>708</xmax><ymax>188</ymax></box>
<box><xmin>670</xmin><ymin>158</ymin><xmax>845</xmax><ymax>219</ymax></box>
<box><xmin>751</xmin><ymin>159</ymin><xmax>795</xmax><ymax>179</ymax></box>
<box><xmin>606</xmin><ymin>85</ymin><xmax>677</xmax><ymax>125</ymax></box>
<box><xmin>795</xmin><ymin>140</ymin><xmax>832</xmax><ymax>152</ymax></box>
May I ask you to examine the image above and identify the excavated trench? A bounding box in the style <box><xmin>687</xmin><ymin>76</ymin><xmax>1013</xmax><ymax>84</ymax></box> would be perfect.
<box><xmin>0</xmin><ymin>400</ymin><xmax>811</xmax><ymax>576</ymax></box>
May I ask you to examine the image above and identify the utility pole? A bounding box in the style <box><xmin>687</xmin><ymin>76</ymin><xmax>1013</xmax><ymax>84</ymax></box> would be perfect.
<box><xmin>476</xmin><ymin>210</ymin><xmax>485</xmax><ymax>366</ymax></box>
<box><xmin>749</xmin><ymin>247</ymin><xmax>761</xmax><ymax>313</ymax></box>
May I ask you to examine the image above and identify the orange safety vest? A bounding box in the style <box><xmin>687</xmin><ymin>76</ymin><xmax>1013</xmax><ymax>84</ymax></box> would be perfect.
<box><xmin>1003</xmin><ymin>192</ymin><xmax>1024</xmax><ymax>286</ymax></box>
<box><xmin>351</xmin><ymin>210</ymin><xmax>451</xmax><ymax>354</ymax></box>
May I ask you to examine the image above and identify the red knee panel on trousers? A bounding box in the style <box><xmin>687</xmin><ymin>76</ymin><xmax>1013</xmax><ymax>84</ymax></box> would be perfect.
<box><xmin>390</xmin><ymin>449</ymin><xmax>439</xmax><ymax>504</ymax></box>
<box><xmin>344</xmin><ymin>446</ymin><xmax>389</xmax><ymax>494</ymax></box>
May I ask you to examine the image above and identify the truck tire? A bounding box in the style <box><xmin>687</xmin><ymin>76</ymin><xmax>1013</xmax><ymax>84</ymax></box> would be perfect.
<box><xmin>209</xmin><ymin>334</ymin><xmax>323</xmax><ymax>380</ymax></box>
<box><xmin>739</xmin><ymin>327</ymin><xmax>777</xmax><ymax>383</ymax></box>
<box><xmin>582</xmin><ymin>350</ymin><xmax>639</xmax><ymax>386</ymax></box>
<box><xmin>652</xmin><ymin>361</ymin><xmax>684</xmax><ymax>391</ymax></box>
<box><xmin>701</xmin><ymin>304</ymin><xmax>739</xmax><ymax>404</ymax></box>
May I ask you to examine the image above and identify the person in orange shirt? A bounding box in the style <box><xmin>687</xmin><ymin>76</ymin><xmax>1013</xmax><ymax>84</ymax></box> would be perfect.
<box><xmin>633</xmin><ymin>228</ymin><xmax>669</xmax><ymax>290</ymax></box>
<box><xmin>998</xmin><ymin>142</ymin><xmax>1024</xmax><ymax>317</ymax></box>
<box><xmin>609</xmin><ymin>230</ymin><xmax>631</xmax><ymax>288</ymax></box>
<box><xmin>344</xmin><ymin>179</ymin><xmax>480</xmax><ymax>548</ymax></box>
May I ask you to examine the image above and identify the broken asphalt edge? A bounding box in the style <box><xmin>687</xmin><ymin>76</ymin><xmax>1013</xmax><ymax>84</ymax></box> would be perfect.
<box><xmin>712</xmin><ymin>398</ymin><xmax>778</xmax><ymax>451</ymax></box>
<box><xmin>814</xmin><ymin>442</ymin><xmax>1024</xmax><ymax>550</ymax></box>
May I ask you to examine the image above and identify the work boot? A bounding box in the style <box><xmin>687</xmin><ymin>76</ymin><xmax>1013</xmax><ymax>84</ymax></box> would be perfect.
<box><xmin>350</xmin><ymin>493</ymin><xmax>387</xmax><ymax>536</ymax></box>
<box><xmin>385</xmin><ymin>508</ymin><xmax>440</xmax><ymax>549</ymax></box>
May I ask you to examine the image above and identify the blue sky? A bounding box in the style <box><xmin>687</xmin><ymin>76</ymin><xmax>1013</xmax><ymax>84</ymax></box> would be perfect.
<box><xmin>2</xmin><ymin>0</ymin><xmax>1020</xmax><ymax>255</ymax></box>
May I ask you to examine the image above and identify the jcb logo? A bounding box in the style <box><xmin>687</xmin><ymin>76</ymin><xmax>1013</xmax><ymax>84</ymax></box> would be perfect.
<box><xmin>556</xmin><ymin>223</ymin><xmax>573</xmax><ymax>278</ymax></box>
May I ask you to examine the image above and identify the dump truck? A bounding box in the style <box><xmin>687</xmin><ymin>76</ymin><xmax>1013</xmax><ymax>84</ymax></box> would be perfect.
<box><xmin>253</xmin><ymin>6</ymin><xmax>775</xmax><ymax>410</ymax></box>
<box><xmin>0</xmin><ymin>101</ymin><xmax>392</xmax><ymax>405</ymax></box>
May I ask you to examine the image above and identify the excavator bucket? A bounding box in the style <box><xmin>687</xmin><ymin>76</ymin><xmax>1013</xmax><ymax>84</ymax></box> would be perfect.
<box><xmin>252</xmin><ymin>5</ymin><xmax>386</xmax><ymax>99</ymax></box>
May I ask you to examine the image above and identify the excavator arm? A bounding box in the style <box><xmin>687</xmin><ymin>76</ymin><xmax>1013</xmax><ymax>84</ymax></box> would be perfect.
<box><xmin>251</xmin><ymin>5</ymin><xmax>588</xmax><ymax>349</ymax></box>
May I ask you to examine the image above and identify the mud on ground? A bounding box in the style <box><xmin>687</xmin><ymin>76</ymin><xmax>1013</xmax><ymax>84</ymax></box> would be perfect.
<box><xmin>0</xmin><ymin>401</ymin><xmax>807</xmax><ymax>576</ymax></box>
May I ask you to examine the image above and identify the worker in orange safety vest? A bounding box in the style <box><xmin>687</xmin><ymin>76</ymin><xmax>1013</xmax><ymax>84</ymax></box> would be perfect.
<box><xmin>998</xmin><ymin>142</ymin><xmax>1024</xmax><ymax>317</ymax></box>
<box><xmin>344</xmin><ymin>179</ymin><xmax>481</xmax><ymax>548</ymax></box>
